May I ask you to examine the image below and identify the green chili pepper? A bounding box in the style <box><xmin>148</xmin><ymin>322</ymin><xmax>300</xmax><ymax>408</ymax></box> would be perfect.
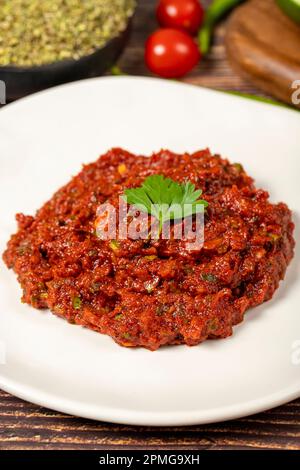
<box><xmin>233</xmin><ymin>163</ymin><xmax>244</xmax><ymax>173</ymax></box>
<box><xmin>198</xmin><ymin>0</ymin><xmax>245</xmax><ymax>55</ymax></box>
<box><xmin>201</xmin><ymin>273</ymin><xmax>218</xmax><ymax>283</ymax></box>
<box><xmin>115</xmin><ymin>313</ymin><xmax>123</xmax><ymax>320</ymax></box>
<box><xmin>109</xmin><ymin>240</ymin><xmax>120</xmax><ymax>252</ymax></box>
<box><xmin>72</xmin><ymin>296</ymin><xmax>82</xmax><ymax>310</ymax></box>
<box><xmin>0</xmin><ymin>0</ymin><xmax>136</xmax><ymax>67</ymax></box>
<box><xmin>276</xmin><ymin>0</ymin><xmax>300</xmax><ymax>25</ymax></box>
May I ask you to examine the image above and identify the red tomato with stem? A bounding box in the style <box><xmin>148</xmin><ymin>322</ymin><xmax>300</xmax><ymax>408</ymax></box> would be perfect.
<box><xmin>156</xmin><ymin>0</ymin><xmax>204</xmax><ymax>35</ymax></box>
<box><xmin>145</xmin><ymin>28</ymin><xmax>200</xmax><ymax>78</ymax></box>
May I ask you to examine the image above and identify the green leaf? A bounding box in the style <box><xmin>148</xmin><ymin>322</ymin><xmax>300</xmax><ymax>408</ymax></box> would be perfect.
<box><xmin>123</xmin><ymin>175</ymin><xmax>208</xmax><ymax>234</ymax></box>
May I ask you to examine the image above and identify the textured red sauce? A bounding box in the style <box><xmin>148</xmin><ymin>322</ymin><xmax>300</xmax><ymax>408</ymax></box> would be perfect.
<box><xmin>3</xmin><ymin>148</ymin><xmax>295</xmax><ymax>350</ymax></box>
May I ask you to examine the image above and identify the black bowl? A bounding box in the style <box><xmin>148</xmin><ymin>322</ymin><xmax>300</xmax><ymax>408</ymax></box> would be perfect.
<box><xmin>0</xmin><ymin>19</ymin><xmax>132</xmax><ymax>101</ymax></box>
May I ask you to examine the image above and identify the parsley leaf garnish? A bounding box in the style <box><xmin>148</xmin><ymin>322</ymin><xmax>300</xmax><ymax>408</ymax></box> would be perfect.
<box><xmin>123</xmin><ymin>175</ymin><xmax>208</xmax><ymax>233</ymax></box>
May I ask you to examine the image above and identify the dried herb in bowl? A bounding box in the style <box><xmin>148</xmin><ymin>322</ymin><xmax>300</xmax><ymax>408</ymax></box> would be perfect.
<box><xmin>0</xmin><ymin>0</ymin><xmax>136</xmax><ymax>67</ymax></box>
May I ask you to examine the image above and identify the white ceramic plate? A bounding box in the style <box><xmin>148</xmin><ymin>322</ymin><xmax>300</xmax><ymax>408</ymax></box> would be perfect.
<box><xmin>0</xmin><ymin>77</ymin><xmax>299</xmax><ymax>426</ymax></box>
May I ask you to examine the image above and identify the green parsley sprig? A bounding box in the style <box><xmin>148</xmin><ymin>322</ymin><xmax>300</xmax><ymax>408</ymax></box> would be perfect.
<box><xmin>123</xmin><ymin>175</ymin><xmax>208</xmax><ymax>235</ymax></box>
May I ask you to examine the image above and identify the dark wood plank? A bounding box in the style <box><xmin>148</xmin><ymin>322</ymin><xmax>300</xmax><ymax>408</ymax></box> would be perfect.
<box><xmin>1</xmin><ymin>0</ymin><xmax>299</xmax><ymax>451</ymax></box>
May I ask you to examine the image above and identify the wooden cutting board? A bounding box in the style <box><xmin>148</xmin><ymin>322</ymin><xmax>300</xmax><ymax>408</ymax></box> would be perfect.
<box><xmin>225</xmin><ymin>0</ymin><xmax>300</xmax><ymax>108</ymax></box>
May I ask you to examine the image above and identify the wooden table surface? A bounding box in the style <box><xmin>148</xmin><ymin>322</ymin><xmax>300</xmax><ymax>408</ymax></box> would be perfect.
<box><xmin>119</xmin><ymin>0</ymin><xmax>269</xmax><ymax>96</ymax></box>
<box><xmin>1</xmin><ymin>0</ymin><xmax>299</xmax><ymax>451</ymax></box>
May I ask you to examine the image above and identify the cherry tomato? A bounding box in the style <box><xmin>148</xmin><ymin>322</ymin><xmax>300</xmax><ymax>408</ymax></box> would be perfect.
<box><xmin>156</xmin><ymin>0</ymin><xmax>204</xmax><ymax>35</ymax></box>
<box><xmin>145</xmin><ymin>28</ymin><xmax>200</xmax><ymax>78</ymax></box>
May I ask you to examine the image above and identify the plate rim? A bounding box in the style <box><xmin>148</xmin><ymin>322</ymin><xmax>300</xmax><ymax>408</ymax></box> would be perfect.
<box><xmin>0</xmin><ymin>75</ymin><xmax>299</xmax><ymax>426</ymax></box>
